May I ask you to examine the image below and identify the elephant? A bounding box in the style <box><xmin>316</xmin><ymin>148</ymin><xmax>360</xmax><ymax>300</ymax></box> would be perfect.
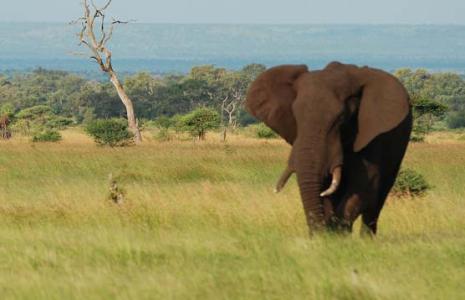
<box><xmin>245</xmin><ymin>61</ymin><xmax>412</xmax><ymax>235</ymax></box>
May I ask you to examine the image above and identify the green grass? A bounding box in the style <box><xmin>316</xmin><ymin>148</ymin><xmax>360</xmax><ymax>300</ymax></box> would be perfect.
<box><xmin>0</xmin><ymin>130</ymin><xmax>464</xmax><ymax>299</ymax></box>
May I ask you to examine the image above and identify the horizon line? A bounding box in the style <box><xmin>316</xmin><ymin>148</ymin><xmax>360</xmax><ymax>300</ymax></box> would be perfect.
<box><xmin>1</xmin><ymin>21</ymin><xmax>465</xmax><ymax>26</ymax></box>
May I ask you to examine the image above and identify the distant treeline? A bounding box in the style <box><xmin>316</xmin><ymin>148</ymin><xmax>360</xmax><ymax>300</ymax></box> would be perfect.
<box><xmin>0</xmin><ymin>64</ymin><xmax>266</xmax><ymax>126</ymax></box>
<box><xmin>0</xmin><ymin>65</ymin><xmax>465</xmax><ymax>129</ymax></box>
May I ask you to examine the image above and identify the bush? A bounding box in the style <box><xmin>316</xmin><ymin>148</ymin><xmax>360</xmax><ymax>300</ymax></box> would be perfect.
<box><xmin>179</xmin><ymin>107</ymin><xmax>220</xmax><ymax>140</ymax></box>
<box><xmin>32</xmin><ymin>130</ymin><xmax>62</xmax><ymax>142</ymax></box>
<box><xmin>46</xmin><ymin>116</ymin><xmax>74</xmax><ymax>129</ymax></box>
<box><xmin>249</xmin><ymin>123</ymin><xmax>278</xmax><ymax>139</ymax></box>
<box><xmin>154</xmin><ymin>116</ymin><xmax>175</xmax><ymax>129</ymax></box>
<box><xmin>410</xmin><ymin>133</ymin><xmax>425</xmax><ymax>142</ymax></box>
<box><xmin>13</xmin><ymin>105</ymin><xmax>73</xmax><ymax>139</ymax></box>
<box><xmin>237</xmin><ymin>111</ymin><xmax>258</xmax><ymax>127</ymax></box>
<box><xmin>85</xmin><ymin>119</ymin><xmax>134</xmax><ymax>147</ymax></box>
<box><xmin>392</xmin><ymin>168</ymin><xmax>430</xmax><ymax>197</ymax></box>
<box><xmin>171</xmin><ymin>114</ymin><xmax>184</xmax><ymax>133</ymax></box>
<box><xmin>0</xmin><ymin>103</ymin><xmax>15</xmax><ymax>118</ymax></box>
<box><xmin>154</xmin><ymin>128</ymin><xmax>172</xmax><ymax>142</ymax></box>
<box><xmin>446</xmin><ymin>111</ymin><xmax>465</xmax><ymax>129</ymax></box>
<box><xmin>10</xmin><ymin>119</ymin><xmax>32</xmax><ymax>135</ymax></box>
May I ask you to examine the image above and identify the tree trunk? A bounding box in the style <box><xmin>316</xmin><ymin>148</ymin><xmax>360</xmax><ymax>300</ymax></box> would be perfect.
<box><xmin>109</xmin><ymin>72</ymin><xmax>142</xmax><ymax>144</ymax></box>
<box><xmin>222</xmin><ymin>127</ymin><xmax>227</xmax><ymax>142</ymax></box>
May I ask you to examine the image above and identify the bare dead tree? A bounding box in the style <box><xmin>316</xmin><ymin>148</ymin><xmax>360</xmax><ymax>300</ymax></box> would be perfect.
<box><xmin>220</xmin><ymin>75</ymin><xmax>247</xmax><ymax>141</ymax></box>
<box><xmin>221</xmin><ymin>93</ymin><xmax>239</xmax><ymax>130</ymax></box>
<box><xmin>73</xmin><ymin>0</ymin><xmax>142</xmax><ymax>143</ymax></box>
<box><xmin>221</xmin><ymin>99</ymin><xmax>239</xmax><ymax>141</ymax></box>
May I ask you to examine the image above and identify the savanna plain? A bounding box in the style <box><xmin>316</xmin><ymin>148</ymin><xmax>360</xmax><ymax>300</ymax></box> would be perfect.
<box><xmin>1</xmin><ymin>129</ymin><xmax>464</xmax><ymax>300</ymax></box>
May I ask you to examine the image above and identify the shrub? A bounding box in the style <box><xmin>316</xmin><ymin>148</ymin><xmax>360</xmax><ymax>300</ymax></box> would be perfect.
<box><xmin>248</xmin><ymin>123</ymin><xmax>277</xmax><ymax>139</ymax></box>
<box><xmin>32</xmin><ymin>130</ymin><xmax>62</xmax><ymax>142</ymax></box>
<box><xmin>81</xmin><ymin>108</ymin><xmax>96</xmax><ymax>125</ymax></box>
<box><xmin>0</xmin><ymin>103</ymin><xmax>15</xmax><ymax>118</ymax></box>
<box><xmin>46</xmin><ymin>116</ymin><xmax>74</xmax><ymax>129</ymax></box>
<box><xmin>154</xmin><ymin>116</ymin><xmax>175</xmax><ymax>129</ymax></box>
<box><xmin>171</xmin><ymin>114</ymin><xmax>184</xmax><ymax>133</ymax></box>
<box><xmin>410</xmin><ymin>133</ymin><xmax>425</xmax><ymax>142</ymax></box>
<box><xmin>15</xmin><ymin>105</ymin><xmax>52</xmax><ymax>120</ymax></box>
<box><xmin>154</xmin><ymin>128</ymin><xmax>172</xmax><ymax>142</ymax></box>
<box><xmin>85</xmin><ymin>119</ymin><xmax>134</xmax><ymax>146</ymax></box>
<box><xmin>179</xmin><ymin>107</ymin><xmax>220</xmax><ymax>140</ymax></box>
<box><xmin>446</xmin><ymin>111</ymin><xmax>465</xmax><ymax>129</ymax></box>
<box><xmin>13</xmin><ymin>105</ymin><xmax>73</xmax><ymax>139</ymax></box>
<box><xmin>10</xmin><ymin>119</ymin><xmax>32</xmax><ymax>135</ymax></box>
<box><xmin>392</xmin><ymin>168</ymin><xmax>430</xmax><ymax>197</ymax></box>
<box><xmin>237</xmin><ymin>111</ymin><xmax>258</xmax><ymax>126</ymax></box>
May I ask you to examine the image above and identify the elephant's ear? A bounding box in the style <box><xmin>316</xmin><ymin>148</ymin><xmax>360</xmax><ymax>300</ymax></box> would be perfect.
<box><xmin>245</xmin><ymin>65</ymin><xmax>308</xmax><ymax>144</ymax></box>
<box><xmin>354</xmin><ymin>67</ymin><xmax>411</xmax><ymax>152</ymax></box>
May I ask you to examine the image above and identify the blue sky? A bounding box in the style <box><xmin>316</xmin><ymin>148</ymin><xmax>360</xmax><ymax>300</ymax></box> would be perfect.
<box><xmin>2</xmin><ymin>0</ymin><xmax>465</xmax><ymax>24</ymax></box>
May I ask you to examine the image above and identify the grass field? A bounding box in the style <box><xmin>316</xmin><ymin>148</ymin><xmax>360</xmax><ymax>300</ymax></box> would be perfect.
<box><xmin>0</xmin><ymin>129</ymin><xmax>464</xmax><ymax>299</ymax></box>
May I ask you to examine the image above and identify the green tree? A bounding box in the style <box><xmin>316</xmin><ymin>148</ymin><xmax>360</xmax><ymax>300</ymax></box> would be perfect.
<box><xmin>446</xmin><ymin>111</ymin><xmax>465</xmax><ymax>129</ymax></box>
<box><xmin>0</xmin><ymin>103</ymin><xmax>15</xmax><ymax>118</ymax></box>
<box><xmin>241</xmin><ymin>64</ymin><xmax>266</xmax><ymax>82</ymax></box>
<box><xmin>75</xmin><ymin>82</ymin><xmax>123</xmax><ymax>120</ymax></box>
<box><xmin>395</xmin><ymin>68</ymin><xmax>465</xmax><ymax>131</ymax></box>
<box><xmin>179</xmin><ymin>107</ymin><xmax>220</xmax><ymax>140</ymax></box>
<box><xmin>13</xmin><ymin>105</ymin><xmax>71</xmax><ymax>140</ymax></box>
<box><xmin>124</xmin><ymin>72</ymin><xmax>163</xmax><ymax>119</ymax></box>
<box><xmin>411</xmin><ymin>98</ymin><xmax>448</xmax><ymax>141</ymax></box>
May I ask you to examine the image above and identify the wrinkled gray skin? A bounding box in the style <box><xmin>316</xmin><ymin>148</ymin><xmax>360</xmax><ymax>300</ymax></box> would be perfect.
<box><xmin>246</xmin><ymin>62</ymin><xmax>412</xmax><ymax>235</ymax></box>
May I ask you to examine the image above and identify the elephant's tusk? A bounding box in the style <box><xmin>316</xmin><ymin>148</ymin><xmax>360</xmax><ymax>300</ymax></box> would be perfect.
<box><xmin>274</xmin><ymin>166</ymin><xmax>294</xmax><ymax>193</ymax></box>
<box><xmin>320</xmin><ymin>166</ymin><xmax>342</xmax><ymax>197</ymax></box>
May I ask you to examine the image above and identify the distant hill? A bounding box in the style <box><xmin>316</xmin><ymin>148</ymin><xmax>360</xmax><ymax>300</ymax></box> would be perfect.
<box><xmin>1</xmin><ymin>23</ymin><xmax>465</xmax><ymax>74</ymax></box>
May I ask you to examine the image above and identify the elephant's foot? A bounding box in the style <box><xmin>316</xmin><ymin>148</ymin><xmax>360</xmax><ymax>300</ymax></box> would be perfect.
<box><xmin>326</xmin><ymin>217</ymin><xmax>353</xmax><ymax>234</ymax></box>
<box><xmin>360</xmin><ymin>215</ymin><xmax>378</xmax><ymax>237</ymax></box>
<box><xmin>360</xmin><ymin>222</ymin><xmax>376</xmax><ymax>238</ymax></box>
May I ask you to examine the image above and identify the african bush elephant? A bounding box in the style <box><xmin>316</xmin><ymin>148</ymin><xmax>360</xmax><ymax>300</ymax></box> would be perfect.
<box><xmin>245</xmin><ymin>62</ymin><xmax>412</xmax><ymax>235</ymax></box>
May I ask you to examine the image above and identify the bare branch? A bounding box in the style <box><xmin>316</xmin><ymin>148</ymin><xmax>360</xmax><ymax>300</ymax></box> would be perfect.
<box><xmin>112</xmin><ymin>20</ymin><xmax>132</xmax><ymax>24</ymax></box>
<box><xmin>98</xmin><ymin>13</ymin><xmax>106</xmax><ymax>47</ymax></box>
<box><xmin>68</xmin><ymin>51</ymin><xmax>91</xmax><ymax>58</ymax></box>
<box><xmin>75</xmin><ymin>0</ymin><xmax>125</xmax><ymax>72</ymax></box>
<box><xmin>91</xmin><ymin>0</ymin><xmax>112</xmax><ymax>11</ymax></box>
<box><xmin>69</xmin><ymin>17</ymin><xmax>86</xmax><ymax>25</ymax></box>
<box><xmin>90</xmin><ymin>56</ymin><xmax>100</xmax><ymax>63</ymax></box>
<box><xmin>83</xmin><ymin>0</ymin><xmax>91</xmax><ymax>19</ymax></box>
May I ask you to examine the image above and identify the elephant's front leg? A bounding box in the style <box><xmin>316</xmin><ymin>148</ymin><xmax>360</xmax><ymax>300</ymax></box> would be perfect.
<box><xmin>325</xmin><ymin>193</ymin><xmax>362</xmax><ymax>232</ymax></box>
<box><xmin>322</xmin><ymin>196</ymin><xmax>335</xmax><ymax>225</ymax></box>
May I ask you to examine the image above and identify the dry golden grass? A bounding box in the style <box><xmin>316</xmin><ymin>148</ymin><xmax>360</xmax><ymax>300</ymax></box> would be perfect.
<box><xmin>0</xmin><ymin>129</ymin><xmax>464</xmax><ymax>299</ymax></box>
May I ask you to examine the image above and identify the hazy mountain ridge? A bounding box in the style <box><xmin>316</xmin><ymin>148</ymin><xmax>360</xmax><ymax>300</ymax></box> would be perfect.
<box><xmin>1</xmin><ymin>23</ymin><xmax>465</xmax><ymax>73</ymax></box>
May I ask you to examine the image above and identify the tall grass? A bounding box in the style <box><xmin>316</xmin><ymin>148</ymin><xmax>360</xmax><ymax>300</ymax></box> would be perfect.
<box><xmin>0</xmin><ymin>129</ymin><xmax>464</xmax><ymax>299</ymax></box>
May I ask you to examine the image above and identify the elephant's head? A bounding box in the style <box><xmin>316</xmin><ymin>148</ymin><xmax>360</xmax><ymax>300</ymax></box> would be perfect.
<box><xmin>245</xmin><ymin>62</ymin><xmax>410</xmax><ymax>230</ymax></box>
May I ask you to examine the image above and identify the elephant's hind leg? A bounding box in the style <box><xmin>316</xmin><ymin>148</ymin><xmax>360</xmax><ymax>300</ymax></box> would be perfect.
<box><xmin>361</xmin><ymin>208</ymin><xmax>379</xmax><ymax>236</ymax></box>
<box><xmin>330</xmin><ymin>193</ymin><xmax>363</xmax><ymax>232</ymax></box>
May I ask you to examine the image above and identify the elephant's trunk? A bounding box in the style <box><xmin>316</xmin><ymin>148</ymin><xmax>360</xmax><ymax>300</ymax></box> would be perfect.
<box><xmin>294</xmin><ymin>136</ymin><xmax>327</xmax><ymax>231</ymax></box>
